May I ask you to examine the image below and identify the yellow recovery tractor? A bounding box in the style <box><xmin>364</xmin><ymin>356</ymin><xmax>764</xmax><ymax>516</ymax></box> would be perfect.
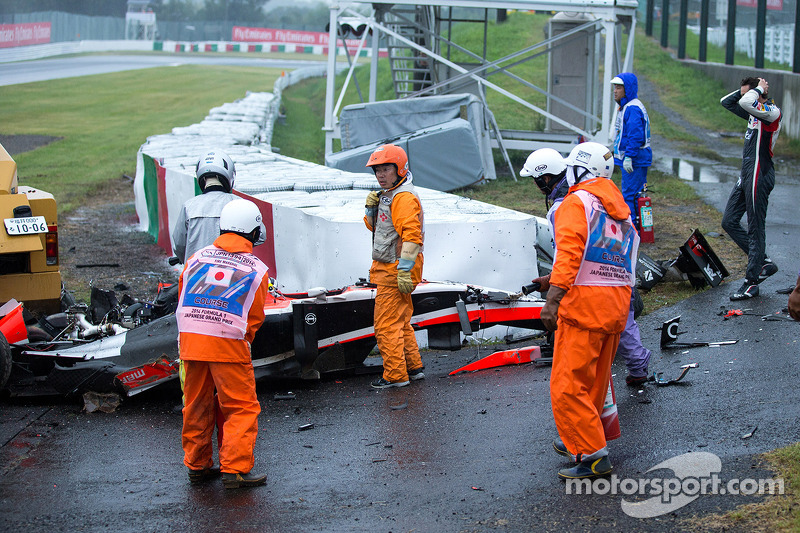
<box><xmin>0</xmin><ymin>142</ymin><xmax>61</xmax><ymax>314</ymax></box>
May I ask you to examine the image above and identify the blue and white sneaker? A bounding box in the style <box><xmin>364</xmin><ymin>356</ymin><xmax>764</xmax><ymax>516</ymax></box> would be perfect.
<box><xmin>558</xmin><ymin>455</ymin><xmax>613</xmax><ymax>480</ymax></box>
<box><xmin>730</xmin><ymin>280</ymin><xmax>759</xmax><ymax>301</ymax></box>
<box><xmin>759</xmin><ymin>259</ymin><xmax>778</xmax><ymax>282</ymax></box>
<box><xmin>371</xmin><ymin>377</ymin><xmax>409</xmax><ymax>389</ymax></box>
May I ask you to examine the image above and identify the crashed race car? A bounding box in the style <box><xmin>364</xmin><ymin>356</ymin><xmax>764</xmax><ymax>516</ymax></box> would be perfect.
<box><xmin>1</xmin><ymin>279</ymin><xmax>545</xmax><ymax>398</ymax></box>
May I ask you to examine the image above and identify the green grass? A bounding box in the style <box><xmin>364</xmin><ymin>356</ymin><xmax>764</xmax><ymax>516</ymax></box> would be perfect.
<box><xmin>685</xmin><ymin>442</ymin><xmax>800</xmax><ymax>532</ymax></box>
<box><xmin>651</xmin><ymin>17</ymin><xmax>792</xmax><ymax>71</ymax></box>
<box><xmin>647</xmin><ymin>106</ymin><xmax>703</xmax><ymax>145</ymax></box>
<box><xmin>275</xmin><ymin>77</ymin><xmax>328</xmax><ymax>165</ymax></box>
<box><xmin>445</xmin><ymin>14</ymin><xmax>550</xmax><ymax>131</ymax></box>
<box><xmin>634</xmin><ymin>29</ymin><xmax>744</xmax><ymax>133</ymax></box>
<box><xmin>0</xmin><ymin>65</ymin><xmax>282</xmax><ymax>212</ymax></box>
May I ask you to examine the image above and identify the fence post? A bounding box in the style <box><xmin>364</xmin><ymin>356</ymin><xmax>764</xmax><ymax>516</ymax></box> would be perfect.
<box><xmin>699</xmin><ymin>0</ymin><xmax>709</xmax><ymax>62</ymax></box>
<box><xmin>725</xmin><ymin>0</ymin><xmax>736</xmax><ymax>64</ymax></box>
<box><xmin>678</xmin><ymin>0</ymin><xmax>688</xmax><ymax>59</ymax></box>
<box><xmin>646</xmin><ymin>0</ymin><xmax>654</xmax><ymax>36</ymax></box>
<box><xmin>660</xmin><ymin>0</ymin><xmax>670</xmax><ymax>48</ymax></box>
<box><xmin>755</xmin><ymin>0</ymin><xmax>766</xmax><ymax>68</ymax></box>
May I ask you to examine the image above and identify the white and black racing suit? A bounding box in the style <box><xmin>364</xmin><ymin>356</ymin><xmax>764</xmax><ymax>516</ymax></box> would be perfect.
<box><xmin>172</xmin><ymin>185</ymin><xmax>266</xmax><ymax>264</ymax></box>
<box><xmin>719</xmin><ymin>86</ymin><xmax>782</xmax><ymax>283</ymax></box>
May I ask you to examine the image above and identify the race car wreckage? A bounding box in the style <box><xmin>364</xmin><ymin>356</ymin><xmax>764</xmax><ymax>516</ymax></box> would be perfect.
<box><xmin>0</xmin><ymin>280</ymin><xmax>545</xmax><ymax>398</ymax></box>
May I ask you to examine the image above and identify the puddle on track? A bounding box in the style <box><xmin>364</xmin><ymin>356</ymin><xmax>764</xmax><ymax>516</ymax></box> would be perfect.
<box><xmin>654</xmin><ymin>156</ymin><xmax>799</xmax><ymax>185</ymax></box>
<box><xmin>654</xmin><ymin>156</ymin><xmax>734</xmax><ymax>183</ymax></box>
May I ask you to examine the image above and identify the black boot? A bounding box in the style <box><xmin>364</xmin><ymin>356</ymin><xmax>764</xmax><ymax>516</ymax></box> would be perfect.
<box><xmin>222</xmin><ymin>471</ymin><xmax>267</xmax><ymax>489</ymax></box>
<box><xmin>557</xmin><ymin>455</ymin><xmax>613</xmax><ymax>480</ymax></box>
<box><xmin>188</xmin><ymin>466</ymin><xmax>221</xmax><ymax>484</ymax></box>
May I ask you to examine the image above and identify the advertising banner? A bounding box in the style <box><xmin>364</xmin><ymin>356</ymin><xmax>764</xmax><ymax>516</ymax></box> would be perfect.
<box><xmin>736</xmin><ymin>0</ymin><xmax>783</xmax><ymax>10</ymax></box>
<box><xmin>232</xmin><ymin>26</ymin><xmax>362</xmax><ymax>49</ymax></box>
<box><xmin>0</xmin><ymin>22</ymin><xmax>51</xmax><ymax>48</ymax></box>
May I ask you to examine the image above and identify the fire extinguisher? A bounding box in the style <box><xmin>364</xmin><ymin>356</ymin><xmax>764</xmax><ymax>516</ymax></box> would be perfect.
<box><xmin>637</xmin><ymin>185</ymin><xmax>655</xmax><ymax>243</ymax></box>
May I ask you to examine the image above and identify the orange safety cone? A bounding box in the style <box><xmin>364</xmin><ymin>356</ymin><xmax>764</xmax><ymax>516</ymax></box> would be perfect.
<box><xmin>449</xmin><ymin>345</ymin><xmax>542</xmax><ymax>375</ymax></box>
<box><xmin>0</xmin><ymin>302</ymin><xmax>27</xmax><ymax>344</ymax></box>
<box><xmin>601</xmin><ymin>378</ymin><xmax>621</xmax><ymax>441</ymax></box>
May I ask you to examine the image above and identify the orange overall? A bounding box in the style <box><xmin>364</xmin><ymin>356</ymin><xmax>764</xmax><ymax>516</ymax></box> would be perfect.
<box><xmin>549</xmin><ymin>178</ymin><xmax>633</xmax><ymax>459</ymax></box>
<box><xmin>179</xmin><ymin>233</ymin><xmax>269</xmax><ymax>474</ymax></box>
<box><xmin>365</xmin><ymin>189</ymin><xmax>424</xmax><ymax>383</ymax></box>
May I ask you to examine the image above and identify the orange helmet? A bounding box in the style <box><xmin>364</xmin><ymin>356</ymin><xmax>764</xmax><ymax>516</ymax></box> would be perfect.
<box><xmin>365</xmin><ymin>144</ymin><xmax>408</xmax><ymax>178</ymax></box>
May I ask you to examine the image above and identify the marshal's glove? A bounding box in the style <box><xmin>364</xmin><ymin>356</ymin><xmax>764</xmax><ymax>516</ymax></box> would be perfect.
<box><xmin>397</xmin><ymin>244</ymin><xmax>420</xmax><ymax>294</ymax></box>
<box><xmin>397</xmin><ymin>269</ymin><xmax>414</xmax><ymax>294</ymax></box>
<box><xmin>623</xmin><ymin>157</ymin><xmax>633</xmax><ymax>174</ymax></box>
<box><xmin>365</xmin><ymin>191</ymin><xmax>380</xmax><ymax>217</ymax></box>
<box><xmin>531</xmin><ymin>275</ymin><xmax>550</xmax><ymax>292</ymax></box>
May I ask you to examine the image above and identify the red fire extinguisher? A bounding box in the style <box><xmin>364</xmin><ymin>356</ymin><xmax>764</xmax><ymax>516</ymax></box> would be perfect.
<box><xmin>637</xmin><ymin>185</ymin><xmax>654</xmax><ymax>243</ymax></box>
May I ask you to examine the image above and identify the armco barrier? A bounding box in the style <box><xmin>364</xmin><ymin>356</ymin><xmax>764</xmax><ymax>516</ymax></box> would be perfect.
<box><xmin>0</xmin><ymin>39</ymin><xmax>152</xmax><ymax>62</ymax></box>
<box><xmin>158</xmin><ymin>40</ymin><xmax>382</xmax><ymax>57</ymax></box>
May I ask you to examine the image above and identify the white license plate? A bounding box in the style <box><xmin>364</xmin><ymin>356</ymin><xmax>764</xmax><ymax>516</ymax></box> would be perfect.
<box><xmin>4</xmin><ymin>216</ymin><xmax>48</xmax><ymax>235</ymax></box>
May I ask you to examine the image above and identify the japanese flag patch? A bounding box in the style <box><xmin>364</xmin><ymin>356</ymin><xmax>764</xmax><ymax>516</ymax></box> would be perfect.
<box><xmin>206</xmin><ymin>266</ymin><xmax>233</xmax><ymax>287</ymax></box>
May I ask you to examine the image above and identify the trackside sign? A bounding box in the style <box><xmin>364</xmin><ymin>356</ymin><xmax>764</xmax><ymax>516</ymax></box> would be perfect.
<box><xmin>0</xmin><ymin>23</ymin><xmax>51</xmax><ymax>48</ymax></box>
<box><xmin>232</xmin><ymin>26</ymin><xmax>362</xmax><ymax>48</ymax></box>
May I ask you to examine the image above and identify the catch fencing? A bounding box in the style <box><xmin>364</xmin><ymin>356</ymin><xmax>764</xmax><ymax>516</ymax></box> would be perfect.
<box><xmin>640</xmin><ymin>0</ymin><xmax>798</xmax><ymax>71</ymax></box>
<box><xmin>702</xmin><ymin>24</ymin><xmax>795</xmax><ymax>66</ymax></box>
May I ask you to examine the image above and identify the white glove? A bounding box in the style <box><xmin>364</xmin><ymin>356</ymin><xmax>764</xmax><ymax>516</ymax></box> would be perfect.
<box><xmin>623</xmin><ymin>157</ymin><xmax>633</xmax><ymax>173</ymax></box>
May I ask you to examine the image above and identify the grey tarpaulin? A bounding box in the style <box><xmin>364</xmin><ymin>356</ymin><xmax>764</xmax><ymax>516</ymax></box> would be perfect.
<box><xmin>326</xmin><ymin>118</ymin><xmax>485</xmax><ymax>191</ymax></box>
<box><xmin>331</xmin><ymin>93</ymin><xmax>496</xmax><ymax>184</ymax></box>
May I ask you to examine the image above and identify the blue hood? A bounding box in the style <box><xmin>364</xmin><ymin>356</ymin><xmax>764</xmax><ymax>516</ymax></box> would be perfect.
<box><xmin>616</xmin><ymin>72</ymin><xmax>639</xmax><ymax>107</ymax></box>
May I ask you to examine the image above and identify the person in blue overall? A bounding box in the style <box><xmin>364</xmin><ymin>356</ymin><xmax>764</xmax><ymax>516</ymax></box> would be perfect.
<box><xmin>611</xmin><ymin>73</ymin><xmax>652</xmax><ymax>229</ymax></box>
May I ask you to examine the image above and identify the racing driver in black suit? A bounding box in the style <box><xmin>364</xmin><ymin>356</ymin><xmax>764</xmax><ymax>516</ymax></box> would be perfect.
<box><xmin>720</xmin><ymin>76</ymin><xmax>782</xmax><ymax>301</ymax></box>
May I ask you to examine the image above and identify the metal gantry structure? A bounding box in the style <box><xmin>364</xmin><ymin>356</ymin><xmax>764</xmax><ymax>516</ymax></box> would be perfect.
<box><xmin>323</xmin><ymin>0</ymin><xmax>641</xmax><ymax>165</ymax></box>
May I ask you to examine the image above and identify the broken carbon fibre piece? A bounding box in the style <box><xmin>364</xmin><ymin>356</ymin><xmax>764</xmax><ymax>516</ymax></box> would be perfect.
<box><xmin>659</xmin><ymin>315</ymin><xmax>738</xmax><ymax>349</ymax></box>
<box><xmin>651</xmin><ymin>363</ymin><xmax>698</xmax><ymax>386</ymax></box>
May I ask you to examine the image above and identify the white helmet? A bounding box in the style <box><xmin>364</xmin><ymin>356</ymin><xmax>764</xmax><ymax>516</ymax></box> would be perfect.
<box><xmin>566</xmin><ymin>142</ymin><xmax>614</xmax><ymax>185</ymax></box>
<box><xmin>519</xmin><ymin>148</ymin><xmax>567</xmax><ymax>179</ymax></box>
<box><xmin>196</xmin><ymin>149</ymin><xmax>235</xmax><ymax>192</ymax></box>
<box><xmin>220</xmin><ymin>199</ymin><xmax>262</xmax><ymax>242</ymax></box>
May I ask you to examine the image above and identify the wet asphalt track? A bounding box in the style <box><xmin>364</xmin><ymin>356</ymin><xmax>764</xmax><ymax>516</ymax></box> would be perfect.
<box><xmin>0</xmin><ymin>54</ymin><xmax>326</xmax><ymax>86</ymax></box>
<box><xmin>2</xmin><ymin>55</ymin><xmax>799</xmax><ymax>532</ymax></box>
<box><xmin>2</xmin><ymin>266</ymin><xmax>798</xmax><ymax>533</ymax></box>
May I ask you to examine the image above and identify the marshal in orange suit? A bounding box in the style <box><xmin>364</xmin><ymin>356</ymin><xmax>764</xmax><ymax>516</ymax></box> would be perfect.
<box><xmin>539</xmin><ymin>142</ymin><xmax>639</xmax><ymax>480</ymax></box>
